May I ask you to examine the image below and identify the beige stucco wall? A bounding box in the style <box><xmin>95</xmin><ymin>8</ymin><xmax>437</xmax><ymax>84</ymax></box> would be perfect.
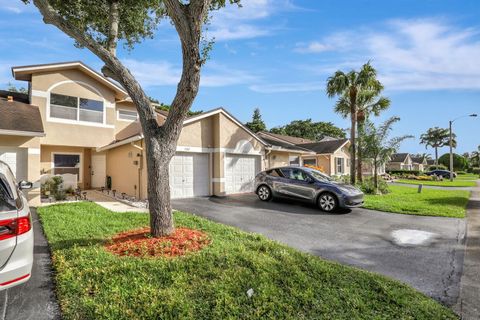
<box><xmin>40</xmin><ymin>145</ymin><xmax>91</xmax><ymax>189</ymax></box>
<box><xmin>218</xmin><ymin>113</ymin><xmax>263</xmax><ymax>151</ymax></box>
<box><xmin>331</xmin><ymin>146</ymin><xmax>350</xmax><ymax>176</ymax></box>
<box><xmin>0</xmin><ymin>135</ymin><xmax>41</xmax><ymax>205</ymax></box>
<box><xmin>105</xmin><ymin>141</ymin><xmax>144</xmax><ymax>199</ymax></box>
<box><xmin>178</xmin><ymin>117</ymin><xmax>214</xmax><ymax>148</ymax></box>
<box><xmin>114</xmin><ymin>101</ymin><xmax>139</xmax><ymax>133</ymax></box>
<box><xmin>30</xmin><ymin>69</ymin><xmax>117</xmax><ymax>148</ymax></box>
<box><xmin>267</xmin><ymin>151</ymin><xmax>304</xmax><ymax>168</ymax></box>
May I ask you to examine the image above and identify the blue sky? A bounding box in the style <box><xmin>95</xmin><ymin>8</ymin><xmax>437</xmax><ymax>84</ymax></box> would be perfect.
<box><xmin>1</xmin><ymin>0</ymin><xmax>479</xmax><ymax>156</ymax></box>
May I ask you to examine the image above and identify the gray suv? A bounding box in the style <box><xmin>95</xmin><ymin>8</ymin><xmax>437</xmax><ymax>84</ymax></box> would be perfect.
<box><xmin>255</xmin><ymin>166</ymin><xmax>364</xmax><ymax>212</ymax></box>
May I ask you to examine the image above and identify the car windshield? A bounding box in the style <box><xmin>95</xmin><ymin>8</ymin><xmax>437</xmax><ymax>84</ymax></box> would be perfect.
<box><xmin>304</xmin><ymin>168</ymin><xmax>333</xmax><ymax>182</ymax></box>
<box><xmin>0</xmin><ymin>178</ymin><xmax>16</xmax><ymax>211</ymax></box>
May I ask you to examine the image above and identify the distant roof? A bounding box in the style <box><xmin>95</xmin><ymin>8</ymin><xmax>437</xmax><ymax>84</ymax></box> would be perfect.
<box><xmin>258</xmin><ymin>132</ymin><xmax>315</xmax><ymax>145</ymax></box>
<box><xmin>390</xmin><ymin>153</ymin><xmax>410</xmax><ymax>163</ymax></box>
<box><xmin>260</xmin><ymin>136</ymin><xmax>314</xmax><ymax>154</ymax></box>
<box><xmin>411</xmin><ymin>156</ymin><xmax>427</xmax><ymax>164</ymax></box>
<box><xmin>298</xmin><ymin>139</ymin><xmax>349</xmax><ymax>154</ymax></box>
<box><xmin>0</xmin><ymin>90</ymin><xmax>29</xmax><ymax>104</ymax></box>
<box><xmin>0</xmin><ymin>97</ymin><xmax>44</xmax><ymax>136</ymax></box>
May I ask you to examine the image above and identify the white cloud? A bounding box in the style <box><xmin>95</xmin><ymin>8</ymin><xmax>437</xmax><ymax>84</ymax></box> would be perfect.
<box><xmin>122</xmin><ymin>59</ymin><xmax>258</xmax><ymax>88</ymax></box>
<box><xmin>0</xmin><ymin>1</ymin><xmax>33</xmax><ymax>14</ymax></box>
<box><xmin>295</xmin><ymin>18</ymin><xmax>480</xmax><ymax>91</ymax></box>
<box><xmin>207</xmin><ymin>0</ymin><xmax>294</xmax><ymax>41</ymax></box>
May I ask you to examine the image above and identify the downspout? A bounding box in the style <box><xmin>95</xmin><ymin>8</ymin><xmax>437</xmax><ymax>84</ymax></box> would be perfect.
<box><xmin>131</xmin><ymin>141</ymin><xmax>143</xmax><ymax>199</ymax></box>
<box><xmin>265</xmin><ymin>148</ymin><xmax>272</xmax><ymax>169</ymax></box>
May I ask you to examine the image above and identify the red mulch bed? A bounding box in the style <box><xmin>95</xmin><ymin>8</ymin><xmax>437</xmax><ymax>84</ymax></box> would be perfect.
<box><xmin>105</xmin><ymin>227</ymin><xmax>210</xmax><ymax>258</ymax></box>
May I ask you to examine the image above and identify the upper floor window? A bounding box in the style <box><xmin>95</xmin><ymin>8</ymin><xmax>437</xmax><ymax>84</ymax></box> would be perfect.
<box><xmin>50</xmin><ymin>93</ymin><xmax>103</xmax><ymax>124</ymax></box>
<box><xmin>118</xmin><ymin>109</ymin><xmax>138</xmax><ymax>121</ymax></box>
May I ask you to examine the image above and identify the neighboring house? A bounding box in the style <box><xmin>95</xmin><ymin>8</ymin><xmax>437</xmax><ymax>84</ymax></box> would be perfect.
<box><xmin>257</xmin><ymin>132</ymin><xmax>351</xmax><ymax>176</ymax></box>
<box><xmin>386</xmin><ymin>153</ymin><xmax>413</xmax><ymax>171</ymax></box>
<box><xmin>411</xmin><ymin>155</ymin><xmax>428</xmax><ymax>172</ymax></box>
<box><xmin>361</xmin><ymin>159</ymin><xmax>386</xmax><ymax>177</ymax></box>
<box><xmin>6</xmin><ymin>61</ymin><xmax>343</xmax><ymax>204</ymax></box>
<box><xmin>426</xmin><ymin>159</ymin><xmax>435</xmax><ymax>169</ymax></box>
<box><xmin>255</xmin><ymin>132</ymin><xmax>316</xmax><ymax>168</ymax></box>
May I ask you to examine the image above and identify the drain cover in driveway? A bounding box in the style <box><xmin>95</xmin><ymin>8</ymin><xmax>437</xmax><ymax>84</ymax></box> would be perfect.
<box><xmin>391</xmin><ymin>229</ymin><xmax>436</xmax><ymax>246</ymax></box>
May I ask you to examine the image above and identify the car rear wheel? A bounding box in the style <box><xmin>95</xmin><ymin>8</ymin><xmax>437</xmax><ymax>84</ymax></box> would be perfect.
<box><xmin>318</xmin><ymin>193</ymin><xmax>338</xmax><ymax>212</ymax></box>
<box><xmin>257</xmin><ymin>185</ymin><xmax>272</xmax><ymax>201</ymax></box>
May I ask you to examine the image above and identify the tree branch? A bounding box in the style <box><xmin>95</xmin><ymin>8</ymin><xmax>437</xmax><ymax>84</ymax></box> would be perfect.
<box><xmin>32</xmin><ymin>0</ymin><xmax>158</xmax><ymax>131</ymax></box>
<box><xmin>107</xmin><ymin>0</ymin><xmax>120</xmax><ymax>56</ymax></box>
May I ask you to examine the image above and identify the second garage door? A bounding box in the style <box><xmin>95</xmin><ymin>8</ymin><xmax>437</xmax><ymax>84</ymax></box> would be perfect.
<box><xmin>0</xmin><ymin>147</ymin><xmax>28</xmax><ymax>181</ymax></box>
<box><xmin>169</xmin><ymin>152</ymin><xmax>210</xmax><ymax>199</ymax></box>
<box><xmin>225</xmin><ymin>154</ymin><xmax>260</xmax><ymax>194</ymax></box>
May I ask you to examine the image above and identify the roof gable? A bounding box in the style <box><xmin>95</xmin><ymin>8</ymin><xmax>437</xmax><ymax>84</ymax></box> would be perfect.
<box><xmin>12</xmin><ymin>61</ymin><xmax>128</xmax><ymax>99</ymax></box>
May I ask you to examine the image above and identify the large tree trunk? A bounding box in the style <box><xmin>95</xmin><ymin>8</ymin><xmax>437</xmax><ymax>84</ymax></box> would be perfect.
<box><xmin>435</xmin><ymin>147</ymin><xmax>438</xmax><ymax>165</ymax></box>
<box><xmin>144</xmin><ymin>135</ymin><xmax>175</xmax><ymax>236</ymax></box>
<box><xmin>373</xmin><ymin>158</ymin><xmax>378</xmax><ymax>194</ymax></box>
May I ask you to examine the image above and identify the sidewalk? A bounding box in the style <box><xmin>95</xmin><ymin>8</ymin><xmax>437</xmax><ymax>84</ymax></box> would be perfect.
<box><xmin>85</xmin><ymin>190</ymin><xmax>148</xmax><ymax>213</ymax></box>
<box><xmin>455</xmin><ymin>180</ymin><xmax>480</xmax><ymax>319</ymax></box>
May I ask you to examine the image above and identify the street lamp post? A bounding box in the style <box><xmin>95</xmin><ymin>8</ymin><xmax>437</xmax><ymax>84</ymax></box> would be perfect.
<box><xmin>449</xmin><ymin>114</ymin><xmax>477</xmax><ymax>181</ymax></box>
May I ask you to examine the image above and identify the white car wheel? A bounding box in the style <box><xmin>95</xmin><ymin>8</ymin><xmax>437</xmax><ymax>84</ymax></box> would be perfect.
<box><xmin>319</xmin><ymin>193</ymin><xmax>337</xmax><ymax>212</ymax></box>
<box><xmin>257</xmin><ymin>186</ymin><xmax>271</xmax><ymax>201</ymax></box>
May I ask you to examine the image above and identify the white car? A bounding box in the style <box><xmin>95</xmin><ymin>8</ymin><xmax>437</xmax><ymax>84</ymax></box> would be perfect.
<box><xmin>0</xmin><ymin>161</ymin><xmax>34</xmax><ymax>290</ymax></box>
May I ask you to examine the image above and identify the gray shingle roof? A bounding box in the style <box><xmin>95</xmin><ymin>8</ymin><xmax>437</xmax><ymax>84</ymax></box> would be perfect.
<box><xmin>298</xmin><ymin>139</ymin><xmax>349</xmax><ymax>154</ymax></box>
<box><xmin>0</xmin><ymin>98</ymin><xmax>44</xmax><ymax>134</ymax></box>
<box><xmin>390</xmin><ymin>153</ymin><xmax>409</xmax><ymax>163</ymax></box>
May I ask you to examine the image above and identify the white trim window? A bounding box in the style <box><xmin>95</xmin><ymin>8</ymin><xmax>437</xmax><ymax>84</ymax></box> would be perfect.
<box><xmin>117</xmin><ymin>109</ymin><xmax>138</xmax><ymax>121</ymax></box>
<box><xmin>52</xmin><ymin>153</ymin><xmax>82</xmax><ymax>182</ymax></box>
<box><xmin>336</xmin><ymin>157</ymin><xmax>345</xmax><ymax>174</ymax></box>
<box><xmin>50</xmin><ymin>93</ymin><xmax>104</xmax><ymax>124</ymax></box>
<box><xmin>289</xmin><ymin>156</ymin><xmax>300</xmax><ymax>167</ymax></box>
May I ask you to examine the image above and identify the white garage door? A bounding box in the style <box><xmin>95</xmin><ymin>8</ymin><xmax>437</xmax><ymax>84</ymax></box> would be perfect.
<box><xmin>169</xmin><ymin>152</ymin><xmax>210</xmax><ymax>199</ymax></box>
<box><xmin>0</xmin><ymin>147</ymin><xmax>28</xmax><ymax>182</ymax></box>
<box><xmin>225</xmin><ymin>154</ymin><xmax>260</xmax><ymax>194</ymax></box>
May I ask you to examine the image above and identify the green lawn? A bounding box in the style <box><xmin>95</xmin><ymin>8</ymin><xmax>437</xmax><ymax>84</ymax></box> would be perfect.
<box><xmin>364</xmin><ymin>185</ymin><xmax>470</xmax><ymax>218</ymax></box>
<box><xmin>456</xmin><ymin>174</ymin><xmax>480</xmax><ymax>181</ymax></box>
<box><xmin>38</xmin><ymin>202</ymin><xmax>456</xmax><ymax>320</ymax></box>
<box><xmin>396</xmin><ymin>179</ymin><xmax>477</xmax><ymax>187</ymax></box>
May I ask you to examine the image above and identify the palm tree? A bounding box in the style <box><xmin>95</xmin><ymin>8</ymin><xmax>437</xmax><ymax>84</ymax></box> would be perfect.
<box><xmin>326</xmin><ymin>62</ymin><xmax>387</xmax><ymax>184</ymax></box>
<box><xmin>419</xmin><ymin>127</ymin><xmax>457</xmax><ymax>165</ymax></box>
<box><xmin>362</xmin><ymin>117</ymin><xmax>413</xmax><ymax>192</ymax></box>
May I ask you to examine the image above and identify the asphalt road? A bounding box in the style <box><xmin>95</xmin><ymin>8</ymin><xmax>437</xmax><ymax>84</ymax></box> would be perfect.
<box><xmin>0</xmin><ymin>208</ymin><xmax>60</xmax><ymax>320</ymax></box>
<box><xmin>173</xmin><ymin>193</ymin><xmax>466</xmax><ymax>306</ymax></box>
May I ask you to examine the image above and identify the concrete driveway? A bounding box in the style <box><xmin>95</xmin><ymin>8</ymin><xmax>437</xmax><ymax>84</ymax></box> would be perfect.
<box><xmin>173</xmin><ymin>193</ymin><xmax>466</xmax><ymax>306</ymax></box>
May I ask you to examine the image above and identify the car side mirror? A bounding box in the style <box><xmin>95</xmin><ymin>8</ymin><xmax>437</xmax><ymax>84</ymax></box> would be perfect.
<box><xmin>18</xmin><ymin>181</ymin><xmax>33</xmax><ymax>190</ymax></box>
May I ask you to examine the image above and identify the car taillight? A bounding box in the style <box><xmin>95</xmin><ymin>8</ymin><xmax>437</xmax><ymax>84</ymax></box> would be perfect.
<box><xmin>0</xmin><ymin>213</ymin><xmax>32</xmax><ymax>241</ymax></box>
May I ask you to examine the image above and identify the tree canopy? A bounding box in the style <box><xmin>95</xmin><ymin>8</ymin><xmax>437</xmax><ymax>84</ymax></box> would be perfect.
<box><xmin>245</xmin><ymin>108</ymin><xmax>266</xmax><ymax>133</ymax></box>
<box><xmin>270</xmin><ymin>119</ymin><xmax>345</xmax><ymax>141</ymax></box>
<box><xmin>439</xmin><ymin>153</ymin><xmax>468</xmax><ymax>171</ymax></box>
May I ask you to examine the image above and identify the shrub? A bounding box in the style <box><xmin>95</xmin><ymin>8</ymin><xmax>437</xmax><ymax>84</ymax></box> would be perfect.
<box><xmin>333</xmin><ymin>174</ymin><xmax>350</xmax><ymax>184</ymax></box>
<box><xmin>416</xmin><ymin>175</ymin><xmax>434</xmax><ymax>181</ymax></box>
<box><xmin>357</xmin><ymin>177</ymin><xmax>389</xmax><ymax>195</ymax></box>
<box><xmin>386</xmin><ymin>170</ymin><xmax>420</xmax><ymax>176</ymax></box>
<box><xmin>456</xmin><ymin>171</ymin><xmax>467</xmax><ymax>175</ymax></box>
<box><xmin>43</xmin><ymin>176</ymin><xmax>66</xmax><ymax>201</ymax></box>
<box><xmin>472</xmin><ymin>167</ymin><xmax>480</xmax><ymax>175</ymax></box>
<box><xmin>438</xmin><ymin>153</ymin><xmax>468</xmax><ymax>171</ymax></box>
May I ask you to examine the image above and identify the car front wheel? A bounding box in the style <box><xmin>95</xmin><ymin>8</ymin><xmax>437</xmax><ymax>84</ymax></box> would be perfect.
<box><xmin>318</xmin><ymin>193</ymin><xmax>338</xmax><ymax>212</ymax></box>
<box><xmin>257</xmin><ymin>185</ymin><xmax>272</xmax><ymax>201</ymax></box>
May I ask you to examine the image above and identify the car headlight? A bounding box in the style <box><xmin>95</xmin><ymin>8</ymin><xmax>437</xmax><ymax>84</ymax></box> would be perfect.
<box><xmin>338</xmin><ymin>187</ymin><xmax>357</xmax><ymax>195</ymax></box>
